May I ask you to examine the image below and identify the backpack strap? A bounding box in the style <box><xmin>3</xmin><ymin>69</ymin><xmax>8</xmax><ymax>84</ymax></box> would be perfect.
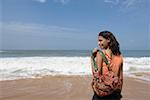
<box><xmin>98</xmin><ymin>50</ymin><xmax>109</xmax><ymax>65</ymax></box>
<box><xmin>92</xmin><ymin>50</ymin><xmax>109</xmax><ymax>73</ymax></box>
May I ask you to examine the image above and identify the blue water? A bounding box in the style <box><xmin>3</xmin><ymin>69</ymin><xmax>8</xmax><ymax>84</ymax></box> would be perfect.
<box><xmin>0</xmin><ymin>50</ymin><xmax>150</xmax><ymax>58</ymax></box>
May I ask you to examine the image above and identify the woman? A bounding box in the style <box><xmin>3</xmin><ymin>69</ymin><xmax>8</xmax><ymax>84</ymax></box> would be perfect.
<box><xmin>91</xmin><ymin>31</ymin><xmax>123</xmax><ymax>100</ymax></box>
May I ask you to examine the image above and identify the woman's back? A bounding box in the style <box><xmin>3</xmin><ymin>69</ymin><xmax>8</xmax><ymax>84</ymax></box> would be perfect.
<box><xmin>111</xmin><ymin>55</ymin><xmax>123</xmax><ymax>77</ymax></box>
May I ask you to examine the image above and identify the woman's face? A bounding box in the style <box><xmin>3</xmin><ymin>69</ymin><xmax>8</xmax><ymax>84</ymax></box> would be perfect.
<box><xmin>98</xmin><ymin>36</ymin><xmax>110</xmax><ymax>49</ymax></box>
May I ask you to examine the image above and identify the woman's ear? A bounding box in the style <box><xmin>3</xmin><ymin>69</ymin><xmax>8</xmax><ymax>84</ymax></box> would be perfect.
<box><xmin>107</xmin><ymin>38</ymin><xmax>110</xmax><ymax>43</ymax></box>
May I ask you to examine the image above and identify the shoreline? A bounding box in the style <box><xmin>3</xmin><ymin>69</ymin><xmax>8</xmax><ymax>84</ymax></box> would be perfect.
<box><xmin>0</xmin><ymin>75</ymin><xmax>150</xmax><ymax>100</ymax></box>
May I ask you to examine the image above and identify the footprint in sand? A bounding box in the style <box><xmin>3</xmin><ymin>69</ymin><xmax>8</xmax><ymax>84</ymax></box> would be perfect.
<box><xmin>63</xmin><ymin>80</ymin><xmax>72</xmax><ymax>92</ymax></box>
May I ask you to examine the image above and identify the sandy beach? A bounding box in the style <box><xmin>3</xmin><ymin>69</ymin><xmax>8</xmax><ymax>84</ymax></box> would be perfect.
<box><xmin>0</xmin><ymin>75</ymin><xmax>149</xmax><ymax>100</ymax></box>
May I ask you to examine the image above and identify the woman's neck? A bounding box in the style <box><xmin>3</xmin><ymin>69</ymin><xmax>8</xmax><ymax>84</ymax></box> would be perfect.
<box><xmin>104</xmin><ymin>48</ymin><xmax>113</xmax><ymax>58</ymax></box>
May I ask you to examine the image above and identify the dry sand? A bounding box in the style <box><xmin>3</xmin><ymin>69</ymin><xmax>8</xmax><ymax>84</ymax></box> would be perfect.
<box><xmin>0</xmin><ymin>75</ymin><xmax>149</xmax><ymax>100</ymax></box>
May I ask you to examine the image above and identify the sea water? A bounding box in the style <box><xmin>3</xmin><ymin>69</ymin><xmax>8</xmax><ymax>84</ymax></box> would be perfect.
<box><xmin>0</xmin><ymin>50</ymin><xmax>150</xmax><ymax>81</ymax></box>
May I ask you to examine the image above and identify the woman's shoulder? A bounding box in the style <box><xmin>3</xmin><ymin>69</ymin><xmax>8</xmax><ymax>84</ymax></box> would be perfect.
<box><xmin>113</xmin><ymin>54</ymin><xmax>123</xmax><ymax>64</ymax></box>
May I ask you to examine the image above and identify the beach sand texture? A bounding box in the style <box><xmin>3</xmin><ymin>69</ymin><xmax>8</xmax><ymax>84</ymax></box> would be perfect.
<box><xmin>0</xmin><ymin>76</ymin><xmax>149</xmax><ymax>100</ymax></box>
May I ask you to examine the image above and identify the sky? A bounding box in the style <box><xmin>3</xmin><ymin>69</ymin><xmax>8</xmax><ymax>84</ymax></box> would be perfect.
<box><xmin>0</xmin><ymin>0</ymin><xmax>150</xmax><ymax>50</ymax></box>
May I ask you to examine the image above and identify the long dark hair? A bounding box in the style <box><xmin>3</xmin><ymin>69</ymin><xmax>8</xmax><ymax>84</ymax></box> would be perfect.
<box><xmin>99</xmin><ymin>31</ymin><xmax>121</xmax><ymax>55</ymax></box>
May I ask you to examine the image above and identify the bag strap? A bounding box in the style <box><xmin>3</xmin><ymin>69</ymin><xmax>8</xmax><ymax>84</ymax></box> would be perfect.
<box><xmin>99</xmin><ymin>50</ymin><xmax>109</xmax><ymax>65</ymax></box>
<box><xmin>92</xmin><ymin>50</ymin><xmax>109</xmax><ymax>73</ymax></box>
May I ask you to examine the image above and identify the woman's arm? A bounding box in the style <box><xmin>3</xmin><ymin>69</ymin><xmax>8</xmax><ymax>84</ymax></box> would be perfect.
<box><xmin>96</xmin><ymin>52</ymin><xmax>103</xmax><ymax>74</ymax></box>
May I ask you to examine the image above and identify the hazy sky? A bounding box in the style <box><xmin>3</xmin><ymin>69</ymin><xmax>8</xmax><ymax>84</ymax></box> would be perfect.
<box><xmin>1</xmin><ymin>0</ymin><xmax>150</xmax><ymax>50</ymax></box>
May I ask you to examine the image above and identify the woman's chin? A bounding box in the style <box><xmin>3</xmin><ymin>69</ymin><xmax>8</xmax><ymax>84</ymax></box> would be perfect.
<box><xmin>98</xmin><ymin>45</ymin><xmax>101</xmax><ymax>48</ymax></box>
<box><xmin>99</xmin><ymin>46</ymin><xmax>104</xmax><ymax>49</ymax></box>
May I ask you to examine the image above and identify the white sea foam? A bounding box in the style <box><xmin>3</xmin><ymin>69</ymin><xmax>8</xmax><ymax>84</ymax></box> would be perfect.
<box><xmin>124</xmin><ymin>57</ymin><xmax>150</xmax><ymax>71</ymax></box>
<box><xmin>0</xmin><ymin>57</ymin><xmax>149</xmax><ymax>81</ymax></box>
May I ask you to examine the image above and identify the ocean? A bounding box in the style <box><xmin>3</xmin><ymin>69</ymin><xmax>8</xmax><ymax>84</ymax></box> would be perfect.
<box><xmin>0</xmin><ymin>50</ymin><xmax>150</xmax><ymax>81</ymax></box>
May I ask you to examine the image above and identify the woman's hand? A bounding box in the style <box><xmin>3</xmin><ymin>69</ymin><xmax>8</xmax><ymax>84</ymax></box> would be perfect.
<box><xmin>91</xmin><ymin>48</ymin><xmax>99</xmax><ymax>58</ymax></box>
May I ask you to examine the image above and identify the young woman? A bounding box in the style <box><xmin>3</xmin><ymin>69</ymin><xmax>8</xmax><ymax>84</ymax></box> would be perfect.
<box><xmin>91</xmin><ymin>31</ymin><xmax>123</xmax><ymax>100</ymax></box>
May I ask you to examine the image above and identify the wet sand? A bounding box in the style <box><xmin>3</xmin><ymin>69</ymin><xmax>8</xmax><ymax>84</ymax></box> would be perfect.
<box><xmin>0</xmin><ymin>75</ymin><xmax>149</xmax><ymax>100</ymax></box>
